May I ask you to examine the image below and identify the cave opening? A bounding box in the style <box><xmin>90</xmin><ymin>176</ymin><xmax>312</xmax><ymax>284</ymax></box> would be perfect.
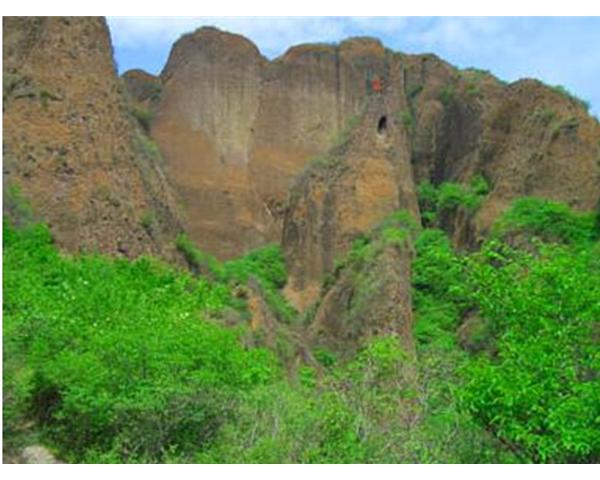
<box><xmin>377</xmin><ymin>115</ymin><xmax>387</xmax><ymax>134</ymax></box>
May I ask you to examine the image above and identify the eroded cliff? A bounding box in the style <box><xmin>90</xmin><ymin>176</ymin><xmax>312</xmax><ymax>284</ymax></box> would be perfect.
<box><xmin>3</xmin><ymin>17</ymin><xmax>182</xmax><ymax>259</ymax></box>
<box><xmin>141</xmin><ymin>26</ymin><xmax>599</xmax><ymax>266</ymax></box>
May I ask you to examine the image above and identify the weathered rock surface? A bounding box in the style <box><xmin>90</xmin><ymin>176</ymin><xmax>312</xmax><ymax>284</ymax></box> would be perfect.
<box><xmin>282</xmin><ymin>88</ymin><xmax>419</xmax><ymax>310</ymax></box>
<box><xmin>145</xmin><ymin>25</ymin><xmax>599</xmax><ymax>267</ymax></box>
<box><xmin>402</xmin><ymin>58</ymin><xmax>600</xmax><ymax>245</ymax></box>
<box><xmin>122</xmin><ymin>68</ymin><xmax>161</xmax><ymax>110</ymax></box>
<box><xmin>20</xmin><ymin>445</ymin><xmax>60</xmax><ymax>464</ymax></box>
<box><xmin>150</xmin><ymin>32</ymin><xmax>405</xmax><ymax>259</ymax></box>
<box><xmin>151</xmin><ymin>27</ymin><xmax>267</xmax><ymax>260</ymax></box>
<box><xmin>309</xmin><ymin>234</ymin><xmax>415</xmax><ymax>356</ymax></box>
<box><xmin>3</xmin><ymin>17</ymin><xmax>182</xmax><ymax>259</ymax></box>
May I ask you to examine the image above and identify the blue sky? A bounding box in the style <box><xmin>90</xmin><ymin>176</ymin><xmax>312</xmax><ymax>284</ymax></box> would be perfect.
<box><xmin>107</xmin><ymin>17</ymin><xmax>600</xmax><ymax>118</ymax></box>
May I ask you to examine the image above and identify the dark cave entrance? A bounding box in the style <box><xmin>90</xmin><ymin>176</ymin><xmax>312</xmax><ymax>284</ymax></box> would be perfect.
<box><xmin>377</xmin><ymin>115</ymin><xmax>387</xmax><ymax>134</ymax></box>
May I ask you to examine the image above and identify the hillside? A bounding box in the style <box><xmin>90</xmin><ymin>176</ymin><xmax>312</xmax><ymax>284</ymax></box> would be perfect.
<box><xmin>3</xmin><ymin>17</ymin><xmax>600</xmax><ymax>464</ymax></box>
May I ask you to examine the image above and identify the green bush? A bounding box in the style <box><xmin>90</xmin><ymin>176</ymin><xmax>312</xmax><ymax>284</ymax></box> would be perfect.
<box><xmin>492</xmin><ymin>197</ymin><xmax>596</xmax><ymax>244</ymax></box>
<box><xmin>175</xmin><ymin>235</ymin><xmax>296</xmax><ymax>322</ymax></box>
<box><xmin>223</xmin><ymin>244</ymin><xmax>287</xmax><ymax>291</ymax></box>
<box><xmin>3</xmin><ymin>220</ymin><xmax>278</xmax><ymax>462</ymax></box>
<box><xmin>332</xmin><ymin>115</ymin><xmax>361</xmax><ymax>152</ymax></box>
<box><xmin>396</xmin><ymin>110</ymin><xmax>415</xmax><ymax>133</ymax></box>
<box><xmin>140</xmin><ymin>210</ymin><xmax>155</xmax><ymax>233</ymax></box>
<box><xmin>460</xmin><ymin>240</ymin><xmax>600</xmax><ymax>462</ymax></box>
<box><xmin>417</xmin><ymin>176</ymin><xmax>490</xmax><ymax>228</ymax></box>
<box><xmin>410</xmin><ymin>203</ymin><xmax>600</xmax><ymax>463</ymax></box>
<box><xmin>439</xmin><ymin>85</ymin><xmax>455</xmax><ymax>106</ymax></box>
<box><xmin>550</xmin><ymin>85</ymin><xmax>590</xmax><ymax>111</ymax></box>
<box><xmin>131</xmin><ymin>107</ymin><xmax>154</xmax><ymax>132</ymax></box>
<box><xmin>175</xmin><ymin>233</ymin><xmax>224</xmax><ymax>278</ymax></box>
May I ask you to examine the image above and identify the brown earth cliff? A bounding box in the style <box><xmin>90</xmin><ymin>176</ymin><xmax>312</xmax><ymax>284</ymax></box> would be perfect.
<box><xmin>143</xmin><ymin>26</ymin><xmax>599</xmax><ymax>265</ymax></box>
<box><xmin>3</xmin><ymin>17</ymin><xmax>182</xmax><ymax>259</ymax></box>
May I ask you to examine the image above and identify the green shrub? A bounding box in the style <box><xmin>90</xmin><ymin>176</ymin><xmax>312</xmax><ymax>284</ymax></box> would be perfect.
<box><xmin>332</xmin><ymin>115</ymin><xmax>361</xmax><ymax>152</ymax></box>
<box><xmin>439</xmin><ymin>85</ymin><xmax>455</xmax><ymax>106</ymax></box>
<box><xmin>396</xmin><ymin>110</ymin><xmax>415</xmax><ymax>133</ymax></box>
<box><xmin>3</xmin><ymin>220</ymin><xmax>278</xmax><ymax>462</ymax></box>
<box><xmin>3</xmin><ymin>72</ymin><xmax>26</xmax><ymax>101</ymax></box>
<box><xmin>175</xmin><ymin>233</ymin><xmax>224</xmax><ymax>278</ymax></box>
<box><xmin>223</xmin><ymin>244</ymin><xmax>287</xmax><ymax>291</ymax></box>
<box><xmin>175</xmin><ymin>235</ymin><xmax>296</xmax><ymax>323</ymax></box>
<box><xmin>469</xmin><ymin>174</ymin><xmax>491</xmax><ymax>196</ymax></box>
<box><xmin>140</xmin><ymin>210</ymin><xmax>155</xmax><ymax>233</ymax></box>
<box><xmin>460</xmin><ymin>240</ymin><xmax>600</xmax><ymax>462</ymax></box>
<box><xmin>437</xmin><ymin>183</ymin><xmax>469</xmax><ymax>210</ymax></box>
<box><xmin>131</xmin><ymin>107</ymin><xmax>154</xmax><ymax>132</ymax></box>
<box><xmin>417</xmin><ymin>176</ymin><xmax>490</xmax><ymax>228</ymax></box>
<box><xmin>412</xmin><ymin>228</ymin><xmax>469</xmax><ymax>349</ymax></box>
<box><xmin>410</xmin><ymin>210</ymin><xmax>600</xmax><ymax>463</ymax></box>
<box><xmin>550</xmin><ymin>84</ymin><xmax>590</xmax><ymax>111</ymax></box>
<box><xmin>492</xmin><ymin>197</ymin><xmax>596</xmax><ymax>244</ymax></box>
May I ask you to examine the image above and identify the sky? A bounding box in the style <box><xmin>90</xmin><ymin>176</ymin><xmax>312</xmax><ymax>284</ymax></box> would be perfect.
<box><xmin>107</xmin><ymin>17</ymin><xmax>600</xmax><ymax>118</ymax></box>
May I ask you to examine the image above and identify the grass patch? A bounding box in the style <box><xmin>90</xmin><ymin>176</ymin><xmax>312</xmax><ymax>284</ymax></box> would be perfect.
<box><xmin>438</xmin><ymin>85</ymin><xmax>455</xmax><ymax>106</ymax></box>
<box><xmin>396</xmin><ymin>110</ymin><xmax>415</xmax><ymax>133</ymax></box>
<box><xmin>140</xmin><ymin>210</ymin><xmax>156</xmax><ymax>234</ymax></box>
<box><xmin>133</xmin><ymin>131</ymin><xmax>162</xmax><ymax>163</ymax></box>
<box><xmin>131</xmin><ymin>107</ymin><xmax>154</xmax><ymax>132</ymax></box>
<box><xmin>550</xmin><ymin>84</ymin><xmax>590</xmax><ymax>112</ymax></box>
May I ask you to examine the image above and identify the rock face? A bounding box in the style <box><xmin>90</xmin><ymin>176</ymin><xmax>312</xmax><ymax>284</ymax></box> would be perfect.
<box><xmin>152</xmin><ymin>27</ymin><xmax>267</xmax><ymax>260</ymax></box>
<box><xmin>401</xmin><ymin>58</ymin><xmax>600</xmax><ymax>244</ymax></box>
<box><xmin>122</xmin><ymin>69</ymin><xmax>161</xmax><ymax>110</ymax></box>
<box><xmin>308</xmin><ymin>225</ymin><xmax>416</xmax><ymax>356</ymax></box>
<box><xmin>151</xmin><ymin>31</ymin><xmax>403</xmax><ymax>259</ymax></box>
<box><xmin>281</xmin><ymin>88</ymin><xmax>419</xmax><ymax>310</ymax></box>
<box><xmin>3</xmin><ymin>17</ymin><xmax>182</xmax><ymax>259</ymax></box>
<box><xmin>146</xmin><ymin>26</ymin><xmax>599</xmax><ymax>265</ymax></box>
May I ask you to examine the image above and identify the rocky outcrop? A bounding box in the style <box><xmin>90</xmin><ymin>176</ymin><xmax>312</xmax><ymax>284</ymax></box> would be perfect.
<box><xmin>20</xmin><ymin>445</ymin><xmax>60</xmax><ymax>464</ymax></box>
<box><xmin>150</xmin><ymin>31</ymin><xmax>407</xmax><ymax>259</ymax></box>
<box><xmin>145</xmin><ymin>26</ymin><xmax>600</xmax><ymax>267</ymax></box>
<box><xmin>122</xmin><ymin>69</ymin><xmax>161</xmax><ymax>110</ymax></box>
<box><xmin>281</xmin><ymin>81</ymin><xmax>420</xmax><ymax>310</ymax></box>
<box><xmin>308</xmin><ymin>225</ymin><xmax>416</xmax><ymax>356</ymax></box>
<box><xmin>3</xmin><ymin>17</ymin><xmax>182</xmax><ymax>259</ymax></box>
<box><xmin>400</xmin><ymin>57</ymin><xmax>600</xmax><ymax>244</ymax></box>
<box><xmin>472</xmin><ymin>80</ymin><xmax>600</xmax><ymax>240</ymax></box>
<box><xmin>151</xmin><ymin>27</ymin><xmax>267</xmax><ymax>260</ymax></box>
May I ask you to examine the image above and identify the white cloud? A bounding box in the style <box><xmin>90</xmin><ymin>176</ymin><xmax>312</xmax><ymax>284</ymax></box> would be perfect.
<box><xmin>108</xmin><ymin>17</ymin><xmax>353</xmax><ymax>58</ymax></box>
<box><xmin>106</xmin><ymin>17</ymin><xmax>600</xmax><ymax>117</ymax></box>
<box><xmin>108</xmin><ymin>16</ymin><xmax>206</xmax><ymax>48</ymax></box>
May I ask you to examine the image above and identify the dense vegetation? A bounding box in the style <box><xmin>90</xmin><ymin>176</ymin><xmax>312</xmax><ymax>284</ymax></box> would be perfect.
<box><xmin>3</xmin><ymin>190</ymin><xmax>599</xmax><ymax>463</ymax></box>
<box><xmin>417</xmin><ymin>175</ymin><xmax>490</xmax><ymax>228</ymax></box>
